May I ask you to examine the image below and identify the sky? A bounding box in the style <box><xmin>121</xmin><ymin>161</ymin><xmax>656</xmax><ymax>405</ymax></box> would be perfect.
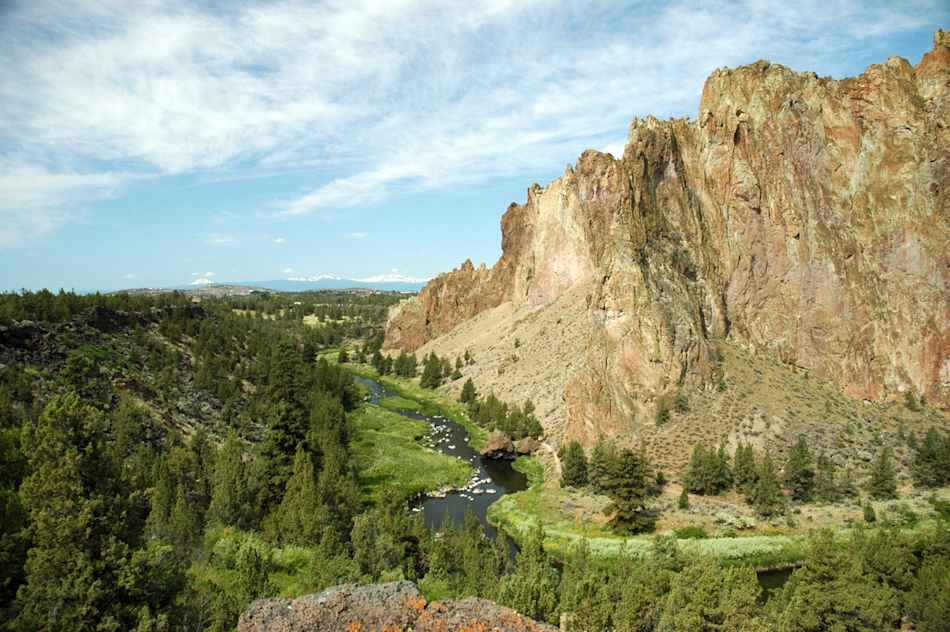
<box><xmin>1</xmin><ymin>1</ymin><xmax>947</xmax><ymax>292</ymax></box>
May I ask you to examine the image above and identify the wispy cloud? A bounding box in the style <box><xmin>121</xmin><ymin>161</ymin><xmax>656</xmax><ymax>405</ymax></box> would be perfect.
<box><xmin>273</xmin><ymin>237</ymin><xmax>286</xmax><ymax>244</ymax></box>
<box><xmin>122</xmin><ymin>273</ymin><xmax>137</xmax><ymax>280</ymax></box>
<box><xmin>282</xmin><ymin>267</ymin><xmax>295</xmax><ymax>274</ymax></box>
<box><xmin>0</xmin><ymin>162</ymin><xmax>125</xmax><ymax>247</ymax></box>
<box><xmin>0</xmin><ymin>0</ymin><xmax>943</xmax><ymax>242</ymax></box>
<box><xmin>205</xmin><ymin>234</ymin><xmax>235</xmax><ymax>246</ymax></box>
<box><xmin>348</xmin><ymin>232</ymin><xmax>368</xmax><ymax>240</ymax></box>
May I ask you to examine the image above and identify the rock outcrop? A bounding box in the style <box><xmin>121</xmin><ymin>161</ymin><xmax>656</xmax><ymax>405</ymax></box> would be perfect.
<box><xmin>238</xmin><ymin>581</ymin><xmax>556</xmax><ymax>631</ymax></box>
<box><xmin>482</xmin><ymin>430</ymin><xmax>516</xmax><ymax>459</ymax></box>
<box><xmin>385</xmin><ymin>31</ymin><xmax>950</xmax><ymax>447</ymax></box>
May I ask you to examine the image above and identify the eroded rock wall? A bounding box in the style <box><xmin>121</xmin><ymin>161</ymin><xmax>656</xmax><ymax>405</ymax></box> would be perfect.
<box><xmin>385</xmin><ymin>31</ymin><xmax>950</xmax><ymax>444</ymax></box>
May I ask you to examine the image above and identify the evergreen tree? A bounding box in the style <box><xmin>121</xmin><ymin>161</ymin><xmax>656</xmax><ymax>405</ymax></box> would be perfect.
<box><xmin>733</xmin><ymin>443</ymin><xmax>757</xmax><ymax>493</ymax></box>
<box><xmin>814</xmin><ymin>453</ymin><xmax>839</xmax><ymax>503</ymax></box>
<box><xmin>784</xmin><ymin>435</ymin><xmax>815</xmax><ymax>502</ymax></box>
<box><xmin>869</xmin><ymin>446</ymin><xmax>898</xmax><ymax>499</ymax></box>
<box><xmin>863</xmin><ymin>501</ymin><xmax>877</xmax><ymax>523</ymax></box>
<box><xmin>713</xmin><ymin>444</ymin><xmax>733</xmax><ymax>493</ymax></box>
<box><xmin>459</xmin><ymin>378</ymin><xmax>477</xmax><ymax>404</ymax></box>
<box><xmin>560</xmin><ymin>440</ymin><xmax>589</xmax><ymax>488</ymax></box>
<box><xmin>659</xmin><ymin>557</ymin><xmax>763</xmax><ymax>631</ymax></box>
<box><xmin>678</xmin><ymin>487</ymin><xmax>690</xmax><ymax>510</ymax></box>
<box><xmin>560</xmin><ymin>540</ymin><xmax>610</xmax><ymax>632</ymax></box>
<box><xmin>315</xmin><ymin>440</ymin><xmax>361</xmax><ymax>538</ymax></box>
<box><xmin>603</xmin><ymin>448</ymin><xmax>656</xmax><ymax>534</ymax></box>
<box><xmin>684</xmin><ymin>444</ymin><xmax>708</xmax><ymax>494</ymax></box>
<box><xmin>257</xmin><ymin>400</ymin><xmax>307</xmax><ymax>512</ymax></box>
<box><xmin>497</xmin><ymin>524</ymin><xmax>559</xmax><ymax>624</ymax></box>
<box><xmin>268</xmin><ymin>447</ymin><xmax>326</xmax><ymax>545</ymax></box>
<box><xmin>15</xmin><ymin>393</ymin><xmax>136</xmax><ymax>629</ymax></box>
<box><xmin>420</xmin><ymin>353</ymin><xmax>443</xmax><ymax>389</ymax></box>
<box><xmin>748</xmin><ymin>450</ymin><xmax>785</xmax><ymax>517</ymax></box>
<box><xmin>912</xmin><ymin>428</ymin><xmax>950</xmax><ymax>488</ymax></box>
<box><xmin>588</xmin><ymin>438</ymin><xmax>616</xmax><ymax>494</ymax></box>
<box><xmin>839</xmin><ymin>465</ymin><xmax>859</xmax><ymax>499</ymax></box>
<box><xmin>208</xmin><ymin>431</ymin><xmax>251</xmax><ymax>529</ymax></box>
<box><xmin>337</xmin><ymin>348</ymin><xmax>349</xmax><ymax>364</ymax></box>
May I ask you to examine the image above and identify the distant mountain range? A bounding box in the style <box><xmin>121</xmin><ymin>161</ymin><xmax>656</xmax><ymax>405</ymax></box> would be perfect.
<box><xmin>113</xmin><ymin>274</ymin><xmax>428</xmax><ymax>295</ymax></box>
<box><xmin>228</xmin><ymin>276</ymin><xmax>427</xmax><ymax>292</ymax></box>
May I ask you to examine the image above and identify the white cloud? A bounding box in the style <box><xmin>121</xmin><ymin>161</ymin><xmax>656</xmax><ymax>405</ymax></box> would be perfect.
<box><xmin>191</xmin><ymin>271</ymin><xmax>215</xmax><ymax>276</ymax></box>
<box><xmin>0</xmin><ymin>0</ymin><xmax>943</xmax><ymax>238</ymax></box>
<box><xmin>356</xmin><ymin>271</ymin><xmax>430</xmax><ymax>284</ymax></box>
<box><xmin>206</xmin><ymin>234</ymin><xmax>235</xmax><ymax>246</ymax></box>
<box><xmin>273</xmin><ymin>237</ymin><xmax>286</xmax><ymax>244</ymax></box>
<box><xmin>348</xmin><ymin>232</ymin><xmax>368</xmax><ymax>240</ymax></box>
<box><xmin>282</xmin><ymin>267</ymin><xmax>295</xmax><ymax>274</ymax></box>
<box><xmin>0</xmin><ymin>162</ymin><xmax>126</xmax><ymax>247</ymax></box>
<box><xmin>189</xmin><ymin>277</ymin><xmax>215</xmax><ymax>285</ymax></box>
<box><xmin>122</xmin><ymin>273</ymin><xmax>137</xmax><ymax>279</ymax></box>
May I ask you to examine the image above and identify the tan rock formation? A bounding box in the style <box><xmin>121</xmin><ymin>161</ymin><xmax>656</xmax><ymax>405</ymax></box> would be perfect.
<box><xmin>385</xmin><ymin>32</ymin><xmax>950</xmax><ymax>449</ymax></box>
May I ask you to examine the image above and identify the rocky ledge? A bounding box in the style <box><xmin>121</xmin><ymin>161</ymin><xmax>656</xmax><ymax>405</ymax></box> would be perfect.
<box><xmin>238</xmin><ymin>581</ymin><xmax>556</xmax><ymax>632</ymax></box>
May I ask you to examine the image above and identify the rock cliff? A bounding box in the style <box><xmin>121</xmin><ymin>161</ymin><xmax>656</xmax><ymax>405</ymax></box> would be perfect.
<box><xmin>385</xmin><ymin>32</ymin><xmax>950</xmax><ymax>449</ymax></box>
<box><xmin>238</xmin><ymin>581</ymin><xmax>555</xmax><ymax>631</ymax></box>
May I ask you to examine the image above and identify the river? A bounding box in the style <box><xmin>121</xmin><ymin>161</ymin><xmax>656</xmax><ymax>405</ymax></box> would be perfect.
<box><xmin>355</xmin><ymin>376</ymin><xmax>527</xmax><ymax>537</ymax></box>
<box><xmin>354</xmin><ymin>375</ymin><xmax>791</xmax><ymax>593</ymax></box>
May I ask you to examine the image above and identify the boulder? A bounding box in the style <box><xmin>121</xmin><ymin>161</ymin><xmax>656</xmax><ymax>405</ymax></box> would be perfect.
<box><xmin>515</xmin><ymin>437</ymin><xmax>541</xmax><ymax>455</ymax></box>
<box><xmin>481</xmin><ymin>430</ymin><xmax>516</xmax><ymax>459</ymax></box>
<box><xmin>238</xmin><ymin>581</ymin><xmax>556</xmax><ymax>632</ymax></box>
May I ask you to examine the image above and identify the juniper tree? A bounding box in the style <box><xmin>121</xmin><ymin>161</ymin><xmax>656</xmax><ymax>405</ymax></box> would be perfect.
<box><xmin>603</xmin><ymin>448</ymin><xmax>656</xmax><ymax>534</ymax></box>
<box><xmin>420</xmin><ymin>353</ymin><xmax>443</xmax><ymax>389</ymax></box>
<box><xmin>497</xmin><ymin>524</ymin><xmax>559</xmax><ymax>624</ymax></box>
<box><xmin>815</xmin><ymin>453</ymin><xmax>839</xmax><ymax>503</ymax></box>
<box><xmin>459</xmin><ymin>378</ymin><xmax>477</xmax><ymax>404</ymax></box>
<box><xmin>15</xmin><ymin>393</ymin><xmax>135</xmax><ymax>629</ymax></box>
<box><xmin>869</xmin><ymin>446</ymin><xmax>898</xmax><ymax>499</ymax></box>
<box><xmin>678</xmin><ymin>486</ymin><xmax>690</xmax><ymax>510</ymax></box>
<box><xmin>912</xmin><ymin>428</ymin><xmax>950</xmax><ymax>488</ymax></box>
<box><xmin>268</xmin><ymin>446</ymin><xmax>326</xmax><ymax>545</ymax></box>
<box><xmin>714</xmin><ymin>444</ymin><xmax>733</xmax><ymax>493</ymax></box>
<box><xmin>560</xmin><ymin>440</ymin><xmax>589</xmax><ymax>488</ymax></box>
<box><xmin>589</xmin><ymin>438</ymin><xmax>617</xmax><ymax>494</ymax></box>
<box><xmin>733</xmin><ymin>443</ymin><xmax>757</xmax><ymax>493</ymax></box>
<box><xmin>208</xmin><ymin>431</ymin><xmax>251</xmax><ymax>529</ymax></box>
<box><xmin>784</xmin><ymin>435</ymin><xmax>816</xmax><ymax>502</ymax></box>
<box><xmin>749</xmin><ymin>450</ymin><xmax>785</xmax><ymax>517</ymax></box>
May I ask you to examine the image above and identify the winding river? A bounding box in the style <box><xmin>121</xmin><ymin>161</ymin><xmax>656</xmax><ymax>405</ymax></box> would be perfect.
<box><xmin>355</xmin><ymin>375</ymin><xmax>793</xmax><ymax>593</ymax></box>
<box><xmin>355</xmin><ymin>375</ymin><xmax>527</xmax><ymax>537</ymax></box>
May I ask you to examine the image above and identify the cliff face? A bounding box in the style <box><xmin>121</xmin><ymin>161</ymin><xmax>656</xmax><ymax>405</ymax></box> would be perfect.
<box><xmin>385</xmin><ymin>32</ymin><xmax>950</xmax><ymax>444</ymax></box>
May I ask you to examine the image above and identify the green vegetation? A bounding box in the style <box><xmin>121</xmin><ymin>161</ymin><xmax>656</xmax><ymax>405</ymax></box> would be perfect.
<box><xmin>559</xmin><ymin>440</ymin><xmax>588</xmax><ymax>488</ymax></box>
<box><xmin>869</xmin><ymin>446</ymin><xmax>898</xmax><ymax>499</ymax></box>
<box><xmin>349</xmin><ymin>404</ymin><xmax>472</xmax><ymax>501</ymax></box>
<box><xmin>347</xmin><ymin>364</ymin><xmax>488</xmax><ymax>450</ymax></box>
<box><xmin>513</xmin><ymin>456</ymin><xmax>545</xmax><ymax>488</ymax></box>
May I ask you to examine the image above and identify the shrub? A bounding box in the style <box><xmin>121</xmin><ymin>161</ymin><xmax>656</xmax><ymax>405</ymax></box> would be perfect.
<box><xmin>673</xmin><ymin>526</ymin><xmax>708</xmax><ymax>540</ymax></box>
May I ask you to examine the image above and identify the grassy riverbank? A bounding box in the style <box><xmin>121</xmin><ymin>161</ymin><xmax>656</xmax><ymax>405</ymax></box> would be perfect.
<box><xmin>350</xmin><ymin>402</ymin><xmax>473</xmax><ymax>502</ymax></box>
<box><xmin>489</xmin><ymin>485</ymin><xmax>803</xmax><ymax>567</ymax></box>
<box><xmin>489</xmin><ymin>482</ymin><xmax>950</xmax><ymax>567</ymax></box>
<box><xmin>346</xmin><ymin>363</ymin><xmax>489</xmax><ymax>450</ymax></box>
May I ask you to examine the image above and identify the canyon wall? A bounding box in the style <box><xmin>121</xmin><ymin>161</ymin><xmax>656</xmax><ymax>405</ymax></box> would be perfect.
<box><xmin>385</xmin><ymin>31</ymin><xmax>950</xmax><ymax>444</ymax></box>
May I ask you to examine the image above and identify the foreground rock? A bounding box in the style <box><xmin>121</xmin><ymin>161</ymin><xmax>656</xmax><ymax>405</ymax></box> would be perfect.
<box><xmin>238</xmin><ymin>581</ymin><xmax>555</xmax><ymax>631</ymax></box>
<box><xmin>481</xmin><ymin>430</ymin><xmax>516</xmax><ymax>459</ymax></box>
<box><xmin>385</xmin><ymin>31</ymin><xmax>950</xmax><ymax>450</ymax></box>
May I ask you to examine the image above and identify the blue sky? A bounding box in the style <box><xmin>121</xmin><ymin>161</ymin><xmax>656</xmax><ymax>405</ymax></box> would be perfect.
<box><xmin>1</xmin><ymin>1</ymin><xmax>947</xmax><ymax>292</ymax></box>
